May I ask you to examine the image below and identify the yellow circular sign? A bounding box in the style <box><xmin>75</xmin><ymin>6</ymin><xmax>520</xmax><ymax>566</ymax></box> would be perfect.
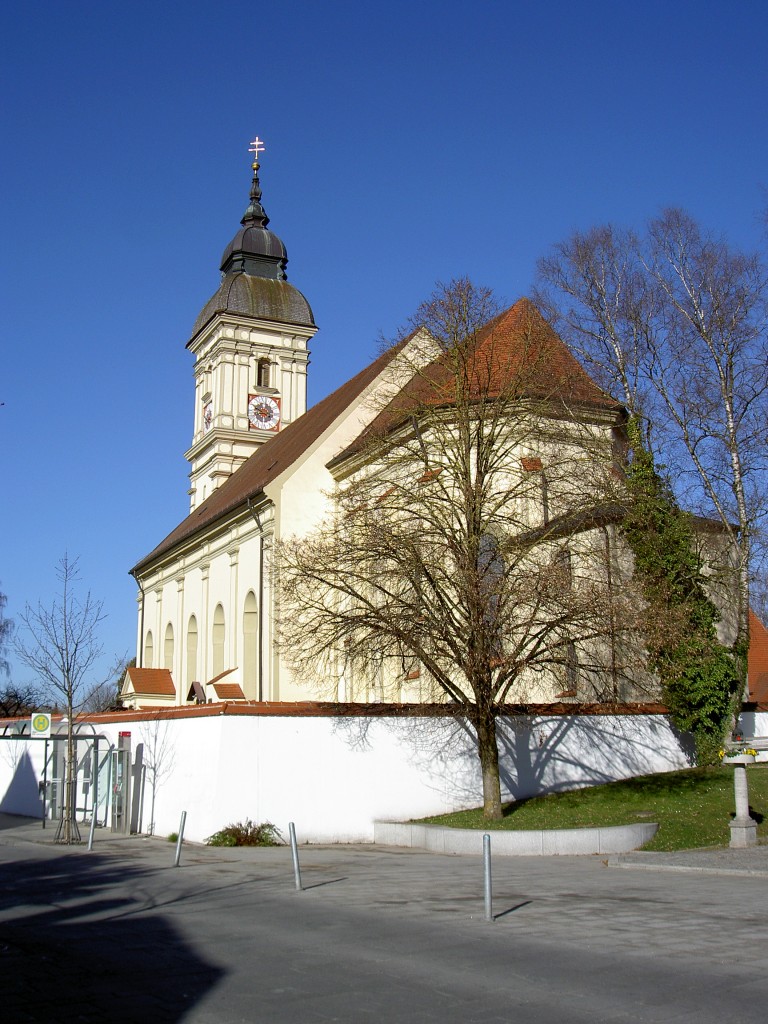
<box><xmin>31</xmin><ymin>713</ymin><xmax>51</xmax><ymax>735</ymax></box>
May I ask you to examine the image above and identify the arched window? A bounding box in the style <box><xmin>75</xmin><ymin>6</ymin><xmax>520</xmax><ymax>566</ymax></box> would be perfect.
<box><xmin>144</xmin><ymin>630</ymin><xmax>154</xmax><ymax>668</ymax></box>
<box><xmin>186</xmin><ymin>615</ymin><xmax>198</xmax><ymax>688</ymax></box>
<box><xmin>243</xmin><ymin>592</ymin><xmax>258</xmax><ymax>698</ymax></box>
<box><xmin>565</xmin><ymin>640</ymin><xmax>579</xmax><ymax>696</ymax></box>
<box><xmin>212</xmin><ymin>604</ymin><xmax>225</xmax><ymax>677</ymax></box>
<box><xmin>164</xmin><ymin>623</ymin><xmax>174</xmax><ymax>670</ymax></box>
<box><xmin>521</xmin><ymin>456</ymin><xmax>549</xmax><ymax>523</ymax></box>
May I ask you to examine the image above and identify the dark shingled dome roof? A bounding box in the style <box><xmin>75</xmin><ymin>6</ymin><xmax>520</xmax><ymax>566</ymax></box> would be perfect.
<box><xmin>220</xmin><ymin>224</ymin><xmax>287</xmax><ymax>269</ymax></box>
<box><xmin>191</xmin><ymin>273</ymin><xmax>315</xmax><ymax>338</ymax></box>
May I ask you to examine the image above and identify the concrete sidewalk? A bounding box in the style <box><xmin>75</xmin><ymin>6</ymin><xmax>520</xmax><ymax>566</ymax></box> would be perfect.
<box><xmin>4</xmin><ymin>811</ymin><xmax>768</xmax><ymax>875</ymax></box>
<box><xmin>1</xmin><ymin>813</ymin><xmax>768</xmax><ymax>1022</ymax></box>
<box><xmin>612</xmin><ymin>843</ymin><xmax>768</xmax><ymax>876</ymax></box>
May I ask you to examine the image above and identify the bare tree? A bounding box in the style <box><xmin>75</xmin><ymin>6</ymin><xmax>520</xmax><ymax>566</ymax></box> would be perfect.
<box><xmin>0</xmin><ymin>684</ymin><xmax>46</xmax><ymax>717</ymax></box>
<box><xmin>14</xmin><ymin>555</ymin><xmax>111</xmax><ymax>843</ymax></box>
<box><xmin>138</xmin><ymin>714</ymin><xmax>176</xmax><ymax>835</ymax></box>
<box><xmin>536</xmin><ymin>212</ymin><xmax>768</xmax><ymax>697</ymax></box>
<box><xmin>644</xmin><ymin>211</ymin><xmax>768</xmax><ymax>673</ymax></box>
<box><xmin>80</xmin><ymin>655</ymin><xmax>129</xmax><ymax>713</ymax></box>
<box><xmin>535</xmin><ymin>225</ymin><xmax>655</xmax><ymax>419</ymax></box>
<box><xmin>279</xmin><ymin>280</ymin><xmax>641</xmax><ymax>820</ymax></box>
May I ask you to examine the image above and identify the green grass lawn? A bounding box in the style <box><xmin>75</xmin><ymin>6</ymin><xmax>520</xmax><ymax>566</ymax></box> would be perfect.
<box><xmin>419</xmin><ymin>763</ymin><xmax>768</xmax><ymax>851</ymax></box>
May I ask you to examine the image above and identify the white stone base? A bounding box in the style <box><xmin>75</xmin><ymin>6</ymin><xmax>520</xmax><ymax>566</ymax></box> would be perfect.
<box><xmin>374</xmin><ymin>820</ymin><xmax>659</xmax><ymax>856</ymax></box>
<box><xmin>729</xmin><ymin>818</ymin><xmax>758</xmax><ymax>848</ymax></box>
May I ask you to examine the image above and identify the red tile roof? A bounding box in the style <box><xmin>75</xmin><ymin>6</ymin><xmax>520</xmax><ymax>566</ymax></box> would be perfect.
<box><xmin>78</xmin><ymin>700</ymin><xmax>670</xmax><ymax>725</ymax></box>
<box><xmin>748</xmin><ymin>610</ymin><xmax>768</xmax><ymax>704</ymax></box>
<box><xmin>212</xmin><ymin>682</ymin><xmax>246</xmax><ymax>700</ymax></box>
<box><xmin>330</xmin><ymin>298</ymin><xmax>621</xmax><ymax>466</ymax></box>
<box><xmin>124</xmin><ymin>667</ymin><xmax>176</xmax><ymax>697</ymax></box>
<box><xmin>447</xmin><ymin>297</ymin><xmax>618</xmax><ymax>408</ymax></box>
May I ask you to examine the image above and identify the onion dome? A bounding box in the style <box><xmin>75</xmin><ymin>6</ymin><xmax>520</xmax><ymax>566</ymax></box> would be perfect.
<box><xmin>219</xmin><ymin>163</ymin><xmax>289</xmax><ymax>279</ymax></box>
<box><xmin>191</xmin><ymin>150</ymin><xmax>315</xmax><ymax>339</ymax></box>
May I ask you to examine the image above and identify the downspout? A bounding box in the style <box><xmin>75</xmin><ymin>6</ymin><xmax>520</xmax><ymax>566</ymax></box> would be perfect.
<box><xmin>247</xmin><ymin>497</ymin><xmax>265</xmax><ymax>702</ymax></box>
<box><xmin>601</xmin><ymin>525</ymin><xmax>619</xmax><ymax>699</ymax></box>
<box><xmin>130</xmin><ymin>569</ymin><xmax>146</xmax><ymax>669</ymax></box>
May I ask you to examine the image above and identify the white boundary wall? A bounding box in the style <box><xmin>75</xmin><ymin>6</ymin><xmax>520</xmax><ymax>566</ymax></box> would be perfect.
<box><xmin>0</xmin><ymin>710</ymin><xmax>691</xmax><ymax>844</ymax></box>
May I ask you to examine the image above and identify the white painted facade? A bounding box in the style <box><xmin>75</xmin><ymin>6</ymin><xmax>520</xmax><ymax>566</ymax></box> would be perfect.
<box><xmin>0</xmin><ymin>709</ymin><xmax>695</xmax><ymax>844</ymax></box>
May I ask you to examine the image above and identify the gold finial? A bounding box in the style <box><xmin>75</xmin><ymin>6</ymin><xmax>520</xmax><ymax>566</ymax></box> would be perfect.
<box><xmin>248</xmin><ymin>135</ymin><xmax>266</xmax><ymax>170</ymax></box>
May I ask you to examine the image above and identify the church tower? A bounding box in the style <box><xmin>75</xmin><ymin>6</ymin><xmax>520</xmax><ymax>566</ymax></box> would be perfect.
<box><xmin>185</xmin><ymin>138</ymin><xmax>317</xmax><ymax>510</ymax></box>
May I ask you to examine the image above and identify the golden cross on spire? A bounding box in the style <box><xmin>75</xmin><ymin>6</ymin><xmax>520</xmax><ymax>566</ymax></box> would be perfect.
<box><xmin>248</xmin><ymin>135</ymin><xmax>266</xmax><ymax>169</ymax></box>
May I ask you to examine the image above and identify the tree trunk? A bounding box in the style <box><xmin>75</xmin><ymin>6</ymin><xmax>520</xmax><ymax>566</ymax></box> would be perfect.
<box><xmin>61</xmin><ymin>697</ymin><xmax>76</xmax><ymax>844</ymax></box>
<box><xmin>475</xmin><ymin>711</ymin><xmax>503</xmax><ymax>820</ymax></box>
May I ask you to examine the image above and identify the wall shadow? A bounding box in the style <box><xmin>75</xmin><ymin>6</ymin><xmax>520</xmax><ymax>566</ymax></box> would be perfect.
<box><xmin>0</xmin><ymin>748</ymin><xmax>44</xmax><ymax>817</ymax></box>
<box><xmin>495</xmin><ymin>713</ymin><xmax>690</xmax><ymax>803</ymax></box>
<box><xmin>333</xmin><ymin>709</ymin><xmax>690</xmax><ymax>814</ymax></box>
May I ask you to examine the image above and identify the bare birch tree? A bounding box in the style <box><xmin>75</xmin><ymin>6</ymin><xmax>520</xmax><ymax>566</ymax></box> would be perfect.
<box><xmin>278</xmin><ymin>280</ymin><xmax>639</xmax><ymax>820</ymax></box>
<box><xmin>536</xmin><ymin>211</ymin><xmax>768</xmax><ymax>696</ymax></box>
<box><xmin>14</xmin><ymin>555</ymin><xmax>111</xmax><ymax>843</ymax></box>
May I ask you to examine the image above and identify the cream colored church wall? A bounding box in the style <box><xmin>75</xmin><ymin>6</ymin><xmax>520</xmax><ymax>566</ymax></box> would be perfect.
<box><xmin>136</xmin><ymin>510</ymin><xmax>274</xmax><ymax>702</ymax></box>
<box><xmin>284</xmin><ymin>406</ymin><xmax>633</xmax><ymax>706</ymax></box>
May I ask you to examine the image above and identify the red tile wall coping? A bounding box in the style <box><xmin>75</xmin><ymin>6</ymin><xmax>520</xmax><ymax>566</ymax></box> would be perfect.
<box><xmin>0</xmin><ymin>701</ymin><xmax>670</xmax><ymax>728</ymax></box>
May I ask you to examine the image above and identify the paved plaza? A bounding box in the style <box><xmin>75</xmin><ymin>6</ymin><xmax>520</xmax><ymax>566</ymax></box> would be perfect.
<box><xmin>1</xmin><ymin>814</ymin><xmax>767</xmax><ymax>1023</ymax></box>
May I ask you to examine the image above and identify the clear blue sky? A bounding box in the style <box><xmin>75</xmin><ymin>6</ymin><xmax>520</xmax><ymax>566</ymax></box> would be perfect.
<box><xmin>2</xmin><ymin>0</ymin><xmax>767</xmax><ymax>686</ymax></box>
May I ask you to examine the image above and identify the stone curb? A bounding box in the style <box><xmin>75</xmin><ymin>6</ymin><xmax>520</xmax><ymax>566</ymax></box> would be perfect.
<box><xmin>608</xmin><ymin>854</ymin><xmax>768</xmax><ymax>877</ymax></box>
<box><xmin>373</xmin><ymin>820</ymin><xmax>658</xmax><ymax>856</ymax></box>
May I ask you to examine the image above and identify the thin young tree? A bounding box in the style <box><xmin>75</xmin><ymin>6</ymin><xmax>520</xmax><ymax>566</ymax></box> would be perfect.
<box><xmin>139</xmin><ymin>714</ymin><xmax>176</xmax><ymax>835</ymax></box>
<box><xmin>14</xmin><ymin>555</ymin><xmax>110</xmax><ymax>843</ymax></box>
<box><xmin>279</xmin><ymin>280</ymin><xmax>640</xmax><ymax>820</ymax></box>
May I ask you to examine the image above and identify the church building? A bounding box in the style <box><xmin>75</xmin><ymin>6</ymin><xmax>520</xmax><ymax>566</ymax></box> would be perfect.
<box><xmin>126</xmin><ymin>142</ymin><xmax>421</xmax><ymax>706</ymax></box>
<box><xmin>123</xmin><ymin>144</ymin><xmax>659</xmax><ymax>710</ymax></box>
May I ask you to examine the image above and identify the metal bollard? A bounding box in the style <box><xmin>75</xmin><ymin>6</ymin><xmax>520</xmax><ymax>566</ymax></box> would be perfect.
<box><xmin>174</xmin><ymin>811</ymin><xmax>187</xmax><ymax>867</ymax></box>
<box><xmin>289</xmin><ymin>821</ymin><xmax>303</xmax><ymax>891</ymax></box>
<box><xmin>483</xmin><ymin>833</ymin><xmax>493</xmax><ymax>922</ymax></box>
<box><xmin>87</xmin><ymin>812</ymin><xmax>97</xmax><ymax>851</ymax></box>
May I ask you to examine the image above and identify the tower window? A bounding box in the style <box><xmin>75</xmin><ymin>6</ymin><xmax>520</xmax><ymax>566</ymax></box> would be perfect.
<box><xmin>521</xmin><ymin>456</ymin><xmax>548</xmax><ymax>524</ymax></box>
<box><xmin>257</xmin><ymin>358</ymin><xmax>271</xmax><ymax>389</ymax></box>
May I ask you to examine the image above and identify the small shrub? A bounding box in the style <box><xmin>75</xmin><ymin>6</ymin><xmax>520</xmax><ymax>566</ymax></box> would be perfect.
<box><xmin>167</xmin><ymin>832</ymin><xmax>178</xmax><ymax>843</ymax></box>
<box><xmin>206</xmin><ymin>819</ymin><xmax>283</xmax><ymax>847</ymax></box>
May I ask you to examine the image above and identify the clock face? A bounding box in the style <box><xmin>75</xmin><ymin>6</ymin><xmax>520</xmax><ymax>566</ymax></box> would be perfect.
<box><xmin>203</xmin><ymin>402</ymin><xmax>213</xmax><ymax>432</ymax></box>
<box><xmin>248</xmin><ymin>394</ymin><xmax>281</xmax><ymax>431</ymax></box>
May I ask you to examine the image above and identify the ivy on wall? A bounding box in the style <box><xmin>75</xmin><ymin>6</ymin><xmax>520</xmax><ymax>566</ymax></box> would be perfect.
<box><xmin>621</xmin><ymin>423</ymin><xmax>738</xmax><ymax>764</ymax></box>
